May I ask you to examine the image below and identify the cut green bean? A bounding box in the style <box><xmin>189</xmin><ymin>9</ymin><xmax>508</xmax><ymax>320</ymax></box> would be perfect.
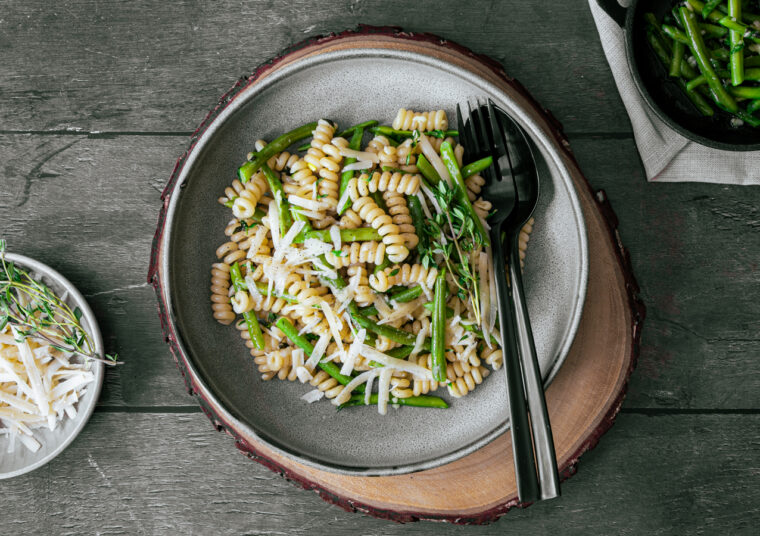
<box><xmin>339</xmin><ymin>393</ymin><xmax>448</xmax><ymax>409</ymax></box>
<box><xmin>461</xmin><ymin>156</ymin><xmax>493</xmax><ymax>178</ymax></box>
<box><xmin>416</xmin><ymin>154</ymin><xmax>442</xmax><ymax>184</ymax></box>
<box><xmin>439</xmin><ymin>141</ymin><xmax>490</xmax><ymax>246</ymax></box>
<box><xmin>680</xmin><ymin>7</ymin><xmax>738</xmax><ymax>113</ymax></box>
<box><xmin>700</xmin><ymin>23</ymin><xmax>728</xmax><ymax>37</ymax></box>
<box><xmin>380</xmin><ymin>166</ymin><xmax>412</xmax><ymax>174</ymax></box>
<box><xmin>647</xmin><ymin>27</ymin><xmax>714</xmax><ymax>116</ymax></box>
<box><xmin>729</xmin><ymin>86</ymin><xmax>760</xmax><ymax>99</ymax></box>
<box><xmin>239</xmin><ymin>122</ymin><xmax>317</xmax><ymax>182</ymax></box>
<box><xmin>407</xmin><ymin>195</ymin><xmax>428</xmax><ymax>255</ymax></box>
<box><xmin>729</xmin><ymin>0</ymin><xmax>745</xmax><ymax>86</ymax></box>
<box><xmin>430</xmin><ymin>268</ymin><xmax>447</xmax><ymax>382</ymax></box>
<box><xmin>670</xmin><ymin>41</ymin><xmax>685</xmax><ymax>78</ymax></box>
<box><xmin>348</xmin><ymin>302</ymin><xmax>428</xmax><ymax>349</ymax></box>
<box><xmin>275</xmin><ymin>317</ymin><xmax>362</xmax><ymax>391</ymax></box>
<box><xmin>230</xmin><ymin>263</ymin><xmax>265</xmax><ymax>351</ymax></box>
<box><xmin>370</xmin><ymin>126</ymin><xmax>458</xmax><ymax>140</ymax></box>
<box><xmin>717</xmin><ymin>16</ymin><xmax>760</xmax><ymax>44</ymax></box>
<box><xmin>337</xmin><ymin>120</ymin><xmax>378</xmax><ymax>139</ymax></box>
<box><xmin>305</xmin><ymin>227</ymin><xmax>381</xmax><ymax>242</ymax></box>
<box><xmin>748</xmin><ymin>100</ymin><xmax>760</xmax><ymax>115</ymax></box>
<box><xmin>422</xmin><ymin>302</ymin><xmax>454</xmax><ymax>318</ymax></box>
<box><xmin>388</xmin><ymin>285</ymin><xmax>423</xmax><ymax>303</ymax></box>
<box><xmin>701</xmin><ymin>0</ymin><xmax>722</xmax><ymax>19</ymax></box>
<box><xmin>338</xmin><ymin>127</ymin><xmax>365</xmax><ymax>215</ymax></box>
<box><xmin>261</xmin><ymin>163</ymin><xmax>294</xmax><ymax>232</ymax></box>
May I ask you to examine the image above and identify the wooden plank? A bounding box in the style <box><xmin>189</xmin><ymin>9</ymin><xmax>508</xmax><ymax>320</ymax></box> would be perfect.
<box><xmin>2</xmin><ymin>133</ymin><xmax>759</xmax><ymax>409</ymax></box>
<box><xmin>568</xmin><ymin>136</ymin><xmax>760</xmax><ymax>410</ymax></box>
<box><xmin>0</xmin><ymin>413</ymin><xmax>757</xmax><ymax>532</ymax></box>
<box><xmin>1</xmin><ymin>0</ymin><xmax>627</xmax><ymax>134</ymax></box>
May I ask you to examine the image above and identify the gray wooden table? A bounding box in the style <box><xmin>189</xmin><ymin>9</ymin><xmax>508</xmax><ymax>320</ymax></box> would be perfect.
<box><xmin>2</xmin><ymin>1</ymin><xmax>758</xmax><ymax>534</ymax></box>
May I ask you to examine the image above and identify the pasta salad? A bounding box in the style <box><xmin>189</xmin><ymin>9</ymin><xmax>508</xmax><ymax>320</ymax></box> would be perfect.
<box><xmin>210</xmin><ymin>109</ymin><xmax>533</xmax><ymax>414</ymax></box>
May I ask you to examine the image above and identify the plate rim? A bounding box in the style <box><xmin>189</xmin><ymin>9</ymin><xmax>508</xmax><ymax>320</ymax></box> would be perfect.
<box><xmin>156</xmin><ymin>47</ymin><xmax>588</xmax><ymax>476</ymax></box>
<box><xmin>0</xmin><ymin>253</ymin><xmax>105</xmax><ymax>480</ymax></box>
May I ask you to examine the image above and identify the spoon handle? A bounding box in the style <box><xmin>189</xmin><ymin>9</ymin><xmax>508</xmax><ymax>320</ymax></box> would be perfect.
<box><xmin>490</xmin><ymin>225</ymin><xmax>539</xmax><ymax>503</ymax></box>
<box><xmin>508</xmin><ymin>242</ymin><xmax>561</xmax><ymax>500</ymax></box>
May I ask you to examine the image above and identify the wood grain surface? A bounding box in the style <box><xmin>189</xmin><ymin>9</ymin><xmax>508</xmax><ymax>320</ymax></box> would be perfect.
<box><xmin>1</xmin><ymin>0</ymin><xmax>759</xmax><ymax>533</ymax></box>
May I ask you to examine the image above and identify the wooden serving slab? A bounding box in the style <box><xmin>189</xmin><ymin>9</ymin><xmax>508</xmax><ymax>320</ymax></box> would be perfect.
<box><xmin>149</xmin><ymin>26</ymin><xmax>644</xmax><ymax>524</ymax></box>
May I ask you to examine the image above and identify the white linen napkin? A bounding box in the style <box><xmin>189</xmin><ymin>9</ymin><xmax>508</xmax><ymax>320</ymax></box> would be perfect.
<box><xmin>589</xmin><ymin>0</ymin><xmax>760</xmax><ymax>184</ymax></box>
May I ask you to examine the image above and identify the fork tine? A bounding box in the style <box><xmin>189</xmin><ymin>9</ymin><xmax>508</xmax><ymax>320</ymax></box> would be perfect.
<box><xmin>457</xmin><ymin>103</ymin><xmax>475</xmax><ymax>163</ymax></box>
<box><xmin>487</xmin><ymin>99</ymin><xmax>517</xmax><ymax>194</ymax></box>
<box><xmin>472</xmin><ymin>98</ymin><xmax>494</xmax><ymax>159</ymax></box>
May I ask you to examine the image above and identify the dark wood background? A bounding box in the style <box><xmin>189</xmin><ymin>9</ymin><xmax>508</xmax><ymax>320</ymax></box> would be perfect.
<box><xmin>2</xmin><ymin>1</ymin><xmax>758</xmax><ymax>533</ymax></box>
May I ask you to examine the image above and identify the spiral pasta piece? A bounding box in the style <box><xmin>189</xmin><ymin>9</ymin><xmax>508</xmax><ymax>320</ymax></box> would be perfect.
<box><xmin>392</xmin><ymin>109</ymin><xmax>448</xmax><ymax>131</ymax></box>
<box><xmin>383</xmin><ymin>190</ymin><xmax>418</xmax><ymax>249</ymax></box>
<box><xmin>368</xmin><ymin>263</ymin><xmax>437</xmax><ymax>292</ymax></box>
<box><xmin>304</xmin><ymin>119</ymin><xmax>336</xmax><ymax>172</ymax></box>
<box><xmin>347</xmin><ymin>171</ymin><xmax>421</xmax><ymax>200</ymax></box>
<box><xmin>465</xmin><ymin>173</ymin><xmax>486</xmax><ymax>201</ymax></box>
<box><xmin>481</xmin><ymin>347</ymin><xmax>503</xmax><ymax>370</ymax></box>
<box><xmin>473</xmin><ymin>198</ymin><xmax>492</xmax><ymax>220</ymax></box>
<box><xmin>338</xmin><ymin>209</ymin><xmax>362</xmax><ymax>229</ymax></box>
<box><xmin>395</xmin><ymin>138</ymin><xmax>419</xmax><ymax>166</ymax></box>
<box><xmin>447</xmin><ymin>365</ymin><xmax>490</xmax><ymax>398</ymax></box>
<box><xmin>309</xmin><ymin>370</ymin><xmax>344</xmax><ymax>399</ymax></box>
<box><xmin>325</xmin><ymin>241</ymin><xmax>385</xmax><ymax>268</ymax></box>
<box><xmin>210</xmin><ymin>262</ymin><xmax>235</xmax><ymax>325</ymax></box>
<box><xmin>411</xmin><ymin>354</ymin><xmax>440</xmax><ymax>396</ymax></box>
<box><xmin>346</xmin><ymin>265</ymin><xmax>374</xmax><ymax>306</ymax></box>
<box><xmin>353</xmin><ymin>196</ymin><xmax>408</xmax><ymax>263</ymax></box>
<box><xmin>316</xmin><ymin>137</ymin><xmax>346</xmax><ymax>210</ymax></box>
<box><xmin>215</xmin><ymin>241</ymin><xmax>246</xmax><ymax>266</ymax></box>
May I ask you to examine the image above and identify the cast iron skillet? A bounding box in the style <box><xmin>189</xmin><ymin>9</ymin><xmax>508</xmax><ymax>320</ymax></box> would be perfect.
<box><xmin>597</xmin><ymin>0</ymin><xmax>760</xmax><ymax>151</ymax></box>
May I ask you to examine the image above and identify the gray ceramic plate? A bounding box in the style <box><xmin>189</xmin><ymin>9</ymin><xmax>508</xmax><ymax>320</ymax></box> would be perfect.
<box><xmin>161</xmin><ymin>48</ymin><xmax>588</xmax><ymax>475</ymax></box>
<box><xmin>0</xmin><ymin>253</ymin><xmax>104</xmax><ymax>479</ymax></box>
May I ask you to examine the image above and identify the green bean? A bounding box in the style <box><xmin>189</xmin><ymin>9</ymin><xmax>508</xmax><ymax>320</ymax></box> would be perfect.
<box><xmin>289</xmin><ymin>207</ymin><xmax>312</xmax><ymax>244</ymax></box>
<box><xmin>746</xmin><ymin>56</ymin><xmax>760</xmax><ymax>67</ymax></box>
<box><xmin>729</xmin><ymin>86</ymin><xmax>760</xmax><ymax>99</ymax></box>
<box><xmin>422</xmin><ymin>302</ymin><xmax>454</xmax><ymax>317</ymax></box>
<box><xmin>407</xmin><ymin>195</ymin><xmax>428</xmax><ymax>255</ymax></box>
<box><xmin>701</xmin><ymin>22</ymin><xmax>728</xmax><ymax>38</ymax></box>
<box><xmin>416</xmin><ymin>154</ymin><xmax>442</xmax><ymax>184</ymax></box>
<box><xmin>275</xmin><ymin>317</ymin><xmax>362</xmax><ymax>391</ymax></box>
<box><xmin>748</xmin><ymin>100</ymin><xmax>760</xmax><ymax>115</ymax></box>
<box><xmin>680</xmin><ymin>7</ymin><xmax>739</xmax><ymax>113</ymax></box>
<box><xmin>647</xmin><ymin>28</ymin><xmax>715</xmax><ymax>116</ymax></box>
<box><xmin>728</xmin><ymin>0</ymin><xmax>745</xmax><ymax>86</ymax></box>
<box><xmin>686</xmin><ymin>0</ymin><xmax>723</xmax><ymax>23</ymax></box>
<box><xmin>385</xmin><ymin>346</ymin><xmax>414</xmax><ymax>359</ymax></box>
<box><xmin>717</xmin><ymin>16</ymin><xmax>760</xmax><ymax>44</ymax></box>
<box><xmin>337</xmin><ymin>120</ymin><xmax>378</xmax><ymax>139</ymax></box>
<box><xmin>371</xmin><ymin>190</ymin><xmax>387</xmax><ymax>212</ymax></box>
<box><xmin>389</xmin><ymin>285</ymin><xmax>423</xmax><ymax>303</ymax></box>
<box><xmin>439</xmin><ymin>141</ymin><xmax>490</xmax><ymax>246</ymax></box>
<box><xmin>230</xmin><ymin>263</ymin><xmax>265</xmax><ymax>350</ymax></box>
<box><xmin>701</xmin><ymin>0</ymin><xmax>722</xmax><ymax>19</ymax></box>
<box><xmin>461</xmin><ymin>156</ymin><xmax>493</xmax><ymax>178</ymax></box>
<box><xmin>670</xmin><ymin>41</ymin><xmax>685</xmax><ymax>78</ymax></box>
<box><xmin>370</xmin><ymin>126</ymin><xmax>459</xmax><ymax>140</ymax></box>
<box><xmin>305</xmin><ymin>227</ymin><xmax>381</xmax><ymax>242</ymax></box>
<box><xmin>239</xmin><ymin>122</ymin><xmax>317</xmax><ymax>182</ymax></box>
<box><xmin>686</xmin><ymin>69</ymin><xmax>732</xmax><ymax>92</ymax></box>
<box><xmin>338</xmin><ymin>393</ymin><xmax>448</xmax><ymax>410</ymax></box>
<box><xmin>373</xmin><ymin>257</ymin><xmax>391</xmax><ymax>275</ymax></box>
<box><xmin>662</xmin><ymin>24</ymin><xmax>689</xmax><ymax>46</ymax></box>
<box><xmin>338</xmin><ymin>127</ymin><xmax>365</xmax><ymax>215</ymax></box>
<box><xmin>734</xmin><ymin>109</ymin><xmax>760</xmax><ymax>127</ymax></box>
<box><xmin>347</xmin><ymin>302</ymin><xmax>428</xmax><ymax>349</ymax></box>
<box><xmin>261</xmin><ymin>163</ymin><xmax>294</xmax><ymax>232</ymax></box>
<box><xmin>688</xmin><ymin>0</ymin><xmax>760</xmax><ymax>25</ymax></box>
<box><xmin>430</xmin><ymin>268</ymin><xmax>447</xmax><ymax>383</ymax></box>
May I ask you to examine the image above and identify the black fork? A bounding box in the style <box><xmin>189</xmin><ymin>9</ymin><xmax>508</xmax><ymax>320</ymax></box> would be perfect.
<box><xmin>458</xmin><ymin>100</ymin><xmax>540</xmax><ymax>503</ymax></box>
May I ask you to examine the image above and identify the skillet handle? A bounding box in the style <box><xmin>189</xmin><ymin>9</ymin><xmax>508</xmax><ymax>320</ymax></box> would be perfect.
<box><xmin>595</xmin><ymin>0</ymin><xmax>627</xmax><ymax>27</ymax></box>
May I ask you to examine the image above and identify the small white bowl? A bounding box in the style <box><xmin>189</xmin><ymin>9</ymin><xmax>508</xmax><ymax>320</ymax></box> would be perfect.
<box><xmin>0</xmin><ymin>253</ymin><xmax>105</xmax><ymax>479</ymax></box>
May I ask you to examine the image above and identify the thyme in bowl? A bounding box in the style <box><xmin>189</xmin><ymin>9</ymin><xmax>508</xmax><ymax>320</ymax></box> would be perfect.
<box><xmin>0</xmin><ymin>240</ymin><xmax>119</xmax><ymax>366</ymax></box>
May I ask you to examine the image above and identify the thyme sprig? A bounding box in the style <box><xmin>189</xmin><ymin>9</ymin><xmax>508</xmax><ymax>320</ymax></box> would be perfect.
<box><xmin>419</xmin><ymin>180</ymin><xmax>485</xmax><ymax>325</ymax></box>
<box><xmin>0</xmin><ymin>240</ymin><xmax>120</xmax><ymax>366</ymax></box>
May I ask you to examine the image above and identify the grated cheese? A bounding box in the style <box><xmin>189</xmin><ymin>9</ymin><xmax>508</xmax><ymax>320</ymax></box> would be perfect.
<box><xmin>377</xmin><ymin>368</ymin><xmax>392</xmax><ymax>415</ymax></box>
<box><xmin>359</xmin><ymin>345</ymin><xmax>433</xmax><ymax>379</ymax></box>
<box><xmin>338</xmin><ymin>147</ymin><xmax>380</xmax><ymax>162</ymax></box>
<box><xmin>341</xmin><ymin>160</ymin><xmax>374</xmax><ymax>172</ymax></box>
<box><xmin>340</xmin><ymin>328</ymin><xmax>366</xmax><ymax>376</ymax></box>
<box><xmin>301</xmin><ymin>389</ymin><xmax>324</xmax><ymax>403</ymax></box>
<box><xmin>418</xmin><ymin>134</ymin><xmax>452</xmax><ymax>185</ymax></box>
<box><xmin>332</xmin><ymin>369</ymin><xmax>377</xmax><ymax>406</ymax></box>
<box><xmin>304</xmin><ymin>333</ymin><xmax>330</xmax><ymax>371</ymax></box>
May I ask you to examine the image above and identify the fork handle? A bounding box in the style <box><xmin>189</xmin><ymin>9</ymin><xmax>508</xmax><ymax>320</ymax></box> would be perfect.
<box><xmin>508</xmin><ymin>242</ymin><xmax>561</xmax><ymax>500</ymax></box>
<box><xmin>490</xmin><ymin>226</ymin><xmax>539</xmax><ymax>503</ymax></box>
